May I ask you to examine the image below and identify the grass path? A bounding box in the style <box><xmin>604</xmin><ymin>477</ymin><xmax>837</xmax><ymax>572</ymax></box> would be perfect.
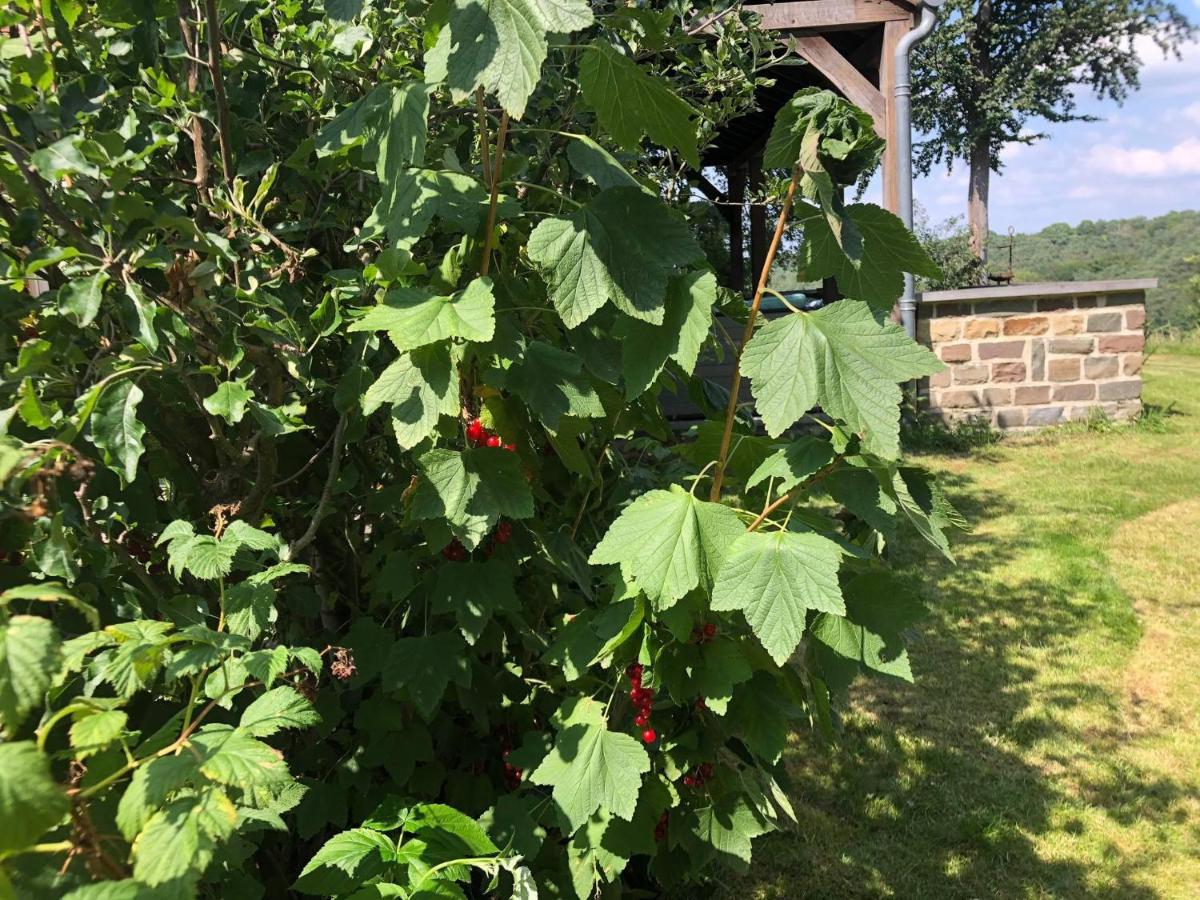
<box><xmin>716</xmin><ymin>351</ymin><xmax>1200</xmax><ymax>899</ymax></box>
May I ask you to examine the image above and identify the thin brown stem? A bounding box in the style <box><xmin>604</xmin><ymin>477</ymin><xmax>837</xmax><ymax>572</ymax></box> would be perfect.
<box><xmin>479</xmin><ymin>111</ymin><xmax>509</xmax><ymax>278</ymax></box>
<box><xmin>176</xmin><ymin>0</ymin><xmax>209</xmax><ymax>193</ymax></box>
<box><xmin>476</xmin><ymin>87</ymin><xmax>492</xmax><ymax>186</ymax></box>
<box><xmin>746</xmin><ymin>460</ymin><xmax>839</xmax><ymax>532</ymax></box>
<box><xmin>201</xmin><ymin>0</ymin><xmax>234</xmax><ymax>182</ymax></box>
<box><xmin>288</xmin><ymin>414</ymin><xmax>348</xmax><ymax>557</ymax></box>
<box><xmin>709</xmin><ymin>166</ymin><xmax>801</xmax><ymax>502</ymax></box>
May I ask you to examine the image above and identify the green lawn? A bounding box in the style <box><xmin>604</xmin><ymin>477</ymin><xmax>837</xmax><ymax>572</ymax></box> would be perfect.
<box><xmin>718</xmin><ymin>350</ymin><xmax>1200</xmax><ymax>899</ymax></box>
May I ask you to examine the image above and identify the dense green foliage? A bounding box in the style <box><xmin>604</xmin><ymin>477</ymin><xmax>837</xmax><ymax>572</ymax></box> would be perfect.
<box><xmin>0</xmin><ymin>2</ymin><xmax>955</xmax><ymax>898</ymax></box>
<box><xmin>990</xmin><ymin>211</ymin><xmax>1200</xmax><ymax>332</ymax></box>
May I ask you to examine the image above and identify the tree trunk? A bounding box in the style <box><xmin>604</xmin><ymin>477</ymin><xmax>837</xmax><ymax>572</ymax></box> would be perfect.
<box><xmin>968</xmin><ymin>135</ymin><xmax>990</xmax><ymax>277</ymax></box>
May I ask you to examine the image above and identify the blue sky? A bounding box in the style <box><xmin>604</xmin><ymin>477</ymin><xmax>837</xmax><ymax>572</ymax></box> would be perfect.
<box><xmin>873</xmin><ymin>10</ymin><xmax>1200</xmax><ymax>234</ymax></box>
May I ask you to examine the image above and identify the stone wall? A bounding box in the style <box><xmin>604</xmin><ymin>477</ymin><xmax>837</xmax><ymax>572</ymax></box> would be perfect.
<box><xmin>918</xmin><ymin>280</ymin><xmax>1153</xmax><ymax>430</ymax></box>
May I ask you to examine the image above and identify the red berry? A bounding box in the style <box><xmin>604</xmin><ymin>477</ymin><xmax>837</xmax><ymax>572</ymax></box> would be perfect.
<box><xmin>495</xmin><ymin>521</ymin><xmax>513</xmax><ymax>544</ymax></box>
<box><xmin>503</xmin><ymin>442</ymin><xmax>516</xmax><ymax>452</ymax></box>
<box><xmin>634</xmin><ymin>712</ymin><xmax>649</xmax><ymax>727</ymax></box>
<box><xmin>467</xmin><ymin>418</ymin><xmax>486</xmax><ymax>444</ymax></box>
<box><xmin>486</xmin><ymin>435</ymin><xmax>502</xmax><ymax>448</ymax></box>
<box><xmin>641</xmin><ymin>728</ymin><xmax>656</xmax><ymax>744</ymax></box>
<box><xmin>625</xmin><ymin>662</ymin><xmax>643</xmax><ymax>679</ymax></box>
<box><xmin>629</xmin><ymin>687</ymin><xmax>644</xmax><ymax>704</ymax></box>
<box><xmin>683</xmin><ymin>774</ymin><xmax>695</xmax><ymax>787</ymax></box>
<box><xmin>640</xmin><ymin>688</ymin><xmax>655</xmax><ymax>703</ymax></box>
<box><xmin>703</xmin><ymin>622</ymin><xmax>717</xmax><ymax>639</ymax></box>
<box><xmin>629</xmin><ymin>673</ymin><xmax>642</xmax><ymax>691</ymax></box>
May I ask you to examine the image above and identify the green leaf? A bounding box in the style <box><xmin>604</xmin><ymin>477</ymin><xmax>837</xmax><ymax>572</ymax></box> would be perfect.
<box><xmin>242</xmin><ymin>646</ymin><xmax>290</xmax><ymax>688</ymax></box>
<box><xmin>382</xmin><ymin>632</ymin><xmax>471</xmax><ymax>721</ymax></box>
<box><xmin>315</xmin><ymin>83</ymin><xmax>393</xmax><ymax>157</ymax></box>
<box><xmin>579</xmin><ymin>42</ymin><xmax>700</xmax><ymax>168</ymax></box>
<box><xmin>527</xmin><ymin>187</ymin><xmax>704</xmax><ymax>329</ymax></box>
<box><xmin>58</xmin><ymin>271</ymin><xmax>108</xmax><ymax>327</ymax></box>
<box><xmin>0</xmin><ymin>741</ymin><xmax>69</xmax><ymax>853</ymax></box>
<box><xmin>203</xmin><ymin>381</ymin><xmax>253</xmax><ymax>425</ymax></box>
<box><xmin>90</xmin><ymin>379</ymin><xmax>146</xmax><ymax>482</ymax></box>
<box><xmin>589</xmin><ymin>486</ymin><xmax>745</xmax><ymax>610</ymax></box>
<box><xmin>727</xmin><ymin>672</ymin><xmax>800</xmax><ymax>763</ymax></box>
<box><xmin>0</xmin><ymin>615</ymin><xmax>62</xmax><ymax>732</ymax></box>
<box><xmin>433</xmin><ymin>560</ymin><xmax>517</xmax><ymax>645</ymax></box>
<box><xmin>193</xmin><ymin>728</ymin><xmax>292</xmax><ymax>789</ymax></box>
<box><xmin>131</xmin><ymin>791</ymin><xmax>237</xmax><ymax>888</ymax></box>
<box><xmin>30</xmin><ymin>135</ymin><xmax>99</xmax><ymax>178</ymax></box>
<box><xmin>361</xmin><ymin>344</ymin><xmax>459</xmax><ymax>449</ymax></box>
<box><xmin>711</xmin><ymin>531</ymin><xmax>845</xmax><ymax>665</ymax></box>
<box><xmin>349</xmin><ymin>277</ymin><xmax>495</xmax><ymax>350</ymax></box>
<box><xmin>374</xmin><ymin>82</ymin><xmax>430</xmax><ymax>180</ymax></box>
<box><xmin>174</xmin><ymin>535</ymin><xmax>236</xmax><ymax>580</ymax></box>
<box><xmin>116</xmin><ymin>753</ymin><xmax>203</xmax><ymax>840</ymax></box>
<box><xmin>69</xmin><ymin>709</ymin><xmax>128</xmax><ymax>760</ymax></box>
<box><xmin>223</xmin><ymin>581</ymin><xmax>276</xmax><ymax>640</ymax></box>
<box><xmin>566</xmin><ymin>135</ymin><xmax>642</xmax><ymax>191</ymax></box>
<box><xmin>745</xmin><ymin>437</ymin><xmax>836</xmax><ymax>493</ymax></box>
<box><xmin>411</xmin><ymin>448</ymin><xmax>534</xmax><ymax>550</ymax></box>
<box><xmin>682</xmin><ymin>793</ymin><xmax>770</xmax><ymax>868</ymax></box>
<box><xmin>239</xmin><ymin>686</ymin><xmax>320</xmax><ymax>737</ymax></box>
<box><xmin>294</xmin><ymin>827</ymin><xmax>398</xmax><ymax>895</ymax></box>
<box><xmin>425</xmin><ymin>0</ymin><xmax>594</xmax><ymax>118</ymax></box>
<box><xmin>617</xmin><ymin>270</ymin><xmax>717</xmax><ymax>398</ymax></box>
<box><xmin>741</xmin><ymin>301</ymin><xmax>944</xmax><ymax>458</ymax></box>
<box><xmin>797</xmin><ymin>203</ymin><xmax>942</xmax><ymax>308</ymax></box>
<box><xmin>357</xmin><ymin>168</ymin><xmax>510</xmax><ymax>250</ymax></box>
<box><xmin>530</xmin><ymin>698</ymin><xmax>651</xmax><ymax>833</ymax></box>
<box><xmin>504</xmin><ymin>341</ymin><xmax>605</xmax><ymax>428</ymax></box>
<box><xmin>811</xmin><ymin>571</ymin><xmax>924</xmax><ymax>683</ymax></box>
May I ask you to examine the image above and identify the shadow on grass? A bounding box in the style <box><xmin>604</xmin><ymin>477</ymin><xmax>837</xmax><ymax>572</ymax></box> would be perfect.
<box><xmin>706</xmin><ymin>467</ymin><xmax>1188</xmax><ymax>899</ymax></box>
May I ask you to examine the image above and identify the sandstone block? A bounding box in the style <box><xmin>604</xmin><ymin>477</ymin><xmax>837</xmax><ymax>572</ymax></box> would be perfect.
<box><xmin>1053</xmin><ymin>383</ymin><xmax>1097</xmax><ymax>402</ymax></box>
<box><xmin>1087</xmin><ymin>312</ymin><xmax>1123</xmax><ymax>333</ymax></box>
<box><xmin>1098</xmin><ymin>334</ymin><xmax>1145</xmax><ymax>353</ymax></box>
<box><xmin>1098</xmin><ymin>380</ymin><xmax>1141</xmax><ymax>401</ymax></box>
<box><xmin>1084</xmin><ymin>356</ymin><xmax>1119</xmax><ymax>379</ymax></box>
<box><xmin>940</xmin><ymin>343</ymin><xmax>972</xmax><ymax>363</ymax></box>
<box><xmin>1123</xmin><ymin>354</ymin><xmax>1144</xmax><ymax>376</ymax></box>
<box><xmin>996</xmin><ymin>408</ymin><xmax>1026</xmax><ymax>428</ymax></box>
<box><xmin>929</xmin><ymin>370</ymin><xmax>952</xmax><ymax>389</ymax></box>
<box><xmin>1027</xmin><ymin>406</ymin><xmax>1064</xmax><ymax>426</ymax></box>
<box><xmin>1015</xmin><ymin>385</ymin><xmax>1051</xmax><ymax>405</ymax></box>
<box><xmin>1125</xmin><ymin>308</ymin><xmax>1146</xmax><ymax>330</ymax></box>
<box><xmin>936</xmin><ymin>389</ymin><xmax>982</xmax><ymax>409</ymax></box>
<box><xmin>963</xmin><ymin>317</ymin><xmax>1001</xmax><ymax>339</ymax></box>
<box><xmin>953</xmin><ymin>364</ymin><xmax>990</xmax><ymax>385</ymax></box>
<box><xmin>929</xmin><ymin>319</ymin><xmax>962</xmax><ymax>342</ymax></box>
<box><xmin>1004</xmin><ymin>316</ymin><xmax>1049</xmax><ymax>336</ymax></box>
<box><xmin>979</xmin><ymin>341</ymin><xmax>1025</xmax><ymax>360</ymax></box>
<box><xmin>1048</xmin><ymin>358</ymin><xmax>1080</xmax><ymax>382</ymax></box>
<box><xmin>1048</xmin><ymin>337</ymin><xmax>1093</xmax><ymax>354</ymax></box>
<box><xmin>991</xmin><ymin>362</ymin><xmax>1026</xmax><ymax>383</ymax></box>
<box><xmin>1050</xmin><ymin>315</ymin><xmax>1086</xmax><ymax>335</ymax></box>
<box><xmin>983</xmin><ymin>387</ymin><xmax>1012</xmax><ymax>406</ymax></box>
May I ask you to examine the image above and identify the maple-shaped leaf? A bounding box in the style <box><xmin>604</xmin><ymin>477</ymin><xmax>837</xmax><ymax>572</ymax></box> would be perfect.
<box><xmin>797</xmin><ymin>203</ymin><xmax>941</xmax><ymax>308</ymax></box>
<box><xmin>617</xmin><ymin>270</ymin><xmax>718</xmax><ymax>399</ymax></box>
<box><xmin>578</xmin><ymin>42</ymin><xmax>700</xmax><ymax>168</ymax></box>
<box><xmin>425</xmin><ymin>0</ymin><xmax>594</xmax><ymax>118</ymax></box>
<box><xmin>589</xmin><ymin>485</ymin><xmax>745</xmax><ymax>610</ymax></box>
<box><xmin>741</xmin><ymin>300</ymin><xmax>943</xmax><ymax>458</ymax></box>
<box><xmin>527</xmin><ymin>187</ymin><xmax>704</xmax><ymax>329</ymax></box>
<box><xmin>357</xmin><ymin>168</ymin><xmax>516</xmax><ymax>249</ymax></box>
<box><xmin>745</xmin><ymin>437</ymin><xmax>836</xmax><ymax>493</ymax></box>
<box><xmin>811</xmin><ymin>571</ymin><xmax>925</xmax><ymax>685</ymax></box>
<box><xmin>503</xmin><ymin>341</ymin><xmax>605</xmax><ymax>428</ymax></box>
<box><xmin>680</xmin><ymin>790</ymin><xmax>771</xmax><ymax>869</ymax></box>
<box><xmin>361</xmin><ymin>343</ymin><xmax>459</xmax><ymax>450</ymax></box>
<box><xmin>349</xmin><ymin>277</ymin><xmax>494</xmax><ymax>350</ymax></box>
<box><xmin>711</xmin><ymin>530</ymin><xmax>845</xmax><ymax>665</ymax></box>
<box><xmin>433</xmin><ymin>560</ymin><xmax>518</xmax><ymax>644</ymax></box>
<box><xmin>382</xmin><ymin>632</ymin><xmax>472</xmax><ymax>720</ymax></box>
<box><xmin>530</xmin><ymin>698</ymin><xmax>650</xmax><ymax>833</ymax></box>
<box><xmin>410</xmin><ymin>448</ymin><xmax>534</xmax><ymax>549</ymax></box>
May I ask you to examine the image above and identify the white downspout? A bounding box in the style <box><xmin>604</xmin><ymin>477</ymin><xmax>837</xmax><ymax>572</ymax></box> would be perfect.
<box><xmin>894</xmin><ymin>0</ymin><xmax>944</xmax><ymax>339</ymax></box>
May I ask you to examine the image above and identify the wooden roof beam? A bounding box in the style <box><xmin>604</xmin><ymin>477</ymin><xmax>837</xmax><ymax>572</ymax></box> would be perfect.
<box><xmin>743</xmin><ymin>1</ymin><xmax>915</xmax><ymax>32</ymax></box>
<box><xmin>790</xmin><ymin>35</ymin><xmax>887</xmax><ymax>136</ymax></box>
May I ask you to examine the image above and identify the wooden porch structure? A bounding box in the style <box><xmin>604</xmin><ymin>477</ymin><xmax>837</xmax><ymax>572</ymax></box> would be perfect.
<box><xmin>698</xmin><ymin>0</ymin><xmax>920</xmax><ymax>293</ymax></box>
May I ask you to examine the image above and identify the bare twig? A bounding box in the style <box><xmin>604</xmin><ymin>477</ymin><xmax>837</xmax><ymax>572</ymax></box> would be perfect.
<box><xmin>201</xmin><ymin>0</ymin><xmax>234</xmax><ymax>181</ymax></box>
<box><xmin>476</xmin><ymin>87</ymin><xmax>492</xmax><ymax>185</ymax></box>
<box><xmin>176</xmin><ymin>0</ymin><xmax>210</xmax><ymax>193</ymax></box>
<box><xmin>710</xmin><ymin>166</ymin><xmax>801</xmax><ymax>501</ymax></box>
<box><xmin>479</xmin><ymin>111</ymin><xmax>509</xmax><ymax>278</ymax></box>
<box><xmin>288</xmin><ymin>414</ymin><xmax>348</xmax><ymax>558</ymax></box>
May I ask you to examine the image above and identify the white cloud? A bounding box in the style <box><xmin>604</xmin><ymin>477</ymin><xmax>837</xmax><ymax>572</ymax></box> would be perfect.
<box><xmin>1133</xmin><ymin>35</ymin><xmax>1200</xmax><ymax>75</ymax></box>
<box><xmin>1087</xmin><ymin>138</ymin><xmax>1200</xmax><ymax>177</ymax></box>
<box><xmin>1184</xmin><ymin>101</ymin><xmax>1200</xmax><ymax>125</ymax></box>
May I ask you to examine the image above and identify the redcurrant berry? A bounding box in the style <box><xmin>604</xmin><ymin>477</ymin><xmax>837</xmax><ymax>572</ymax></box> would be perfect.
<box><xmin>486</xmin><ymin>435</ymin><xmax>502</xmax><ymax>448</ymax></box>
<box><xmin>634</xmin><ymin>712</ymin><xmax>649</xmax><ymax>727</ymax></box>
<box><xmin>641</xmin><ymin>728</ymin><xmax>656</xmax><ymax>744</ymax></box>
<box><xmin>625</xmin><ymin>662</ymin><xmax>643</xmax><ymax>679</ymax></box>
<box><xmin>703</xmin><ymin>622</ymin><xmax>717</xmax><ymax>639</ymax></box>
<box><xmin>495</xmin><ymin>521</ymin><xmax>513</xmax><ymax>544</ymax></box>
<box><xmin>467</xmin><ymin>418</ymin><xmax>486</xmax><ymax>444</ymax></box>
<box><xmin>629</xmin><ymin>687</ymin><xmax>644</xmax><ymax>704</ymax></box>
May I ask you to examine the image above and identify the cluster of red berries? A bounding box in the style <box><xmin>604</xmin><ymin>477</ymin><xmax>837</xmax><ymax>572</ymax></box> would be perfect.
<box><xmin>626</xmin><ymin>662</ymin><xmax>657</xmax><ymax>744</ymax></box>
<box><xmin>682</xmin><ymin>762</ymin><xmax>714</xmax><ymax>789</ymax></box>
<box><xmin>654</xmin><ymin>811</ymin><xmax>669</xmax><ymax>842</ymax></box>
<box><xmin>689</xmin><ymin>622</ymin><xmax>718</xmax><ymax>644</ymax></box>
<box><xmin>440</xmin><ymin>519</ymin><xmax>513</xmax><ymax>562</ymax></box>
<box><xmin>466</xmin><ymin>417</ymin><xmax>516</xmax><ymax>452</ymax></box>
<box><xmin>499</xmin><ymin>736</ymin><xmax>523</xmax><ymax>790</ymax></box>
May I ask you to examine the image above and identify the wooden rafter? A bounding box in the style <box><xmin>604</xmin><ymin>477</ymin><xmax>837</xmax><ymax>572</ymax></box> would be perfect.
<box><xmin>790</xmin><ymin>35</ymin><xmax>887</xmax><ymax>136</ymax></box>
<box><xmin>742</xmin><ymin>0</ymin><xmax>915</xmax><ymax>32</ymax></box>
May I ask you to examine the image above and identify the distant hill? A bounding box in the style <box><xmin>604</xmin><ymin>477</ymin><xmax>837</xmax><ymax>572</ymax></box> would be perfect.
<box><xmin>990</xmin><ymin>211</ymin><xmax>1200</xmax><ymax>332</ymax></box>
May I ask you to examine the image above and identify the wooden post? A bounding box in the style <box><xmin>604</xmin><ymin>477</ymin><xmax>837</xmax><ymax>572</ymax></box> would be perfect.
<box><xmin>880</xmin><ymin>18</ymin><xmax>909</xmax><ymax>214</ymax></box>
<box><xmin>749</xmin><ymin>152</ymin><xmax>767</xmax><ymax>289</ymax></box>
<box><xmin>728</xmin><ymin>165</ymin><xmax>746</xmax><ymax>294</ymax></box>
